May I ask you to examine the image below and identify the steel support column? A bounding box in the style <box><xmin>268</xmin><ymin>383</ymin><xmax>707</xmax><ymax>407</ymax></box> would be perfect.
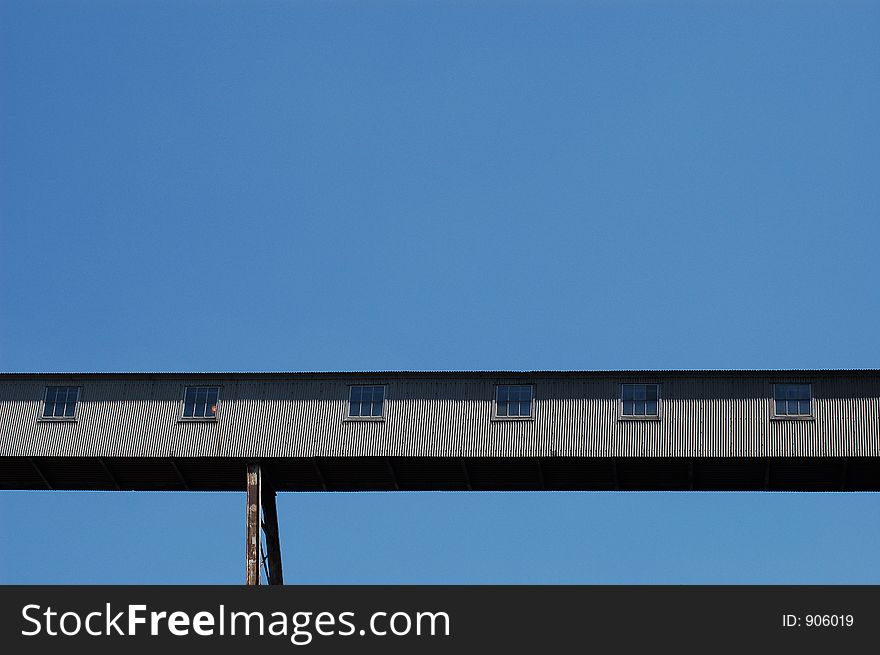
<box><xmin>246</xmin><ymin>462</ymin><xmax>261</xmax><ymax>585</ymax></box>
<box><xmin>261</xmin><ymin>481</ymin><xmax>284</xmax><ymax>585</ymax></box>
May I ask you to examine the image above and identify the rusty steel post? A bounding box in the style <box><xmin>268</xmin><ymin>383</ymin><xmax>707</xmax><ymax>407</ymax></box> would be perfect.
<box><xmin>261</xmin><ymin>484</ymin><xmax>284</xmax><ymax>585</ymax></box>
<box><xmin>246</xmin><ymin>462</ymin><xmax>261</xmax><ymax>585</ymax></box>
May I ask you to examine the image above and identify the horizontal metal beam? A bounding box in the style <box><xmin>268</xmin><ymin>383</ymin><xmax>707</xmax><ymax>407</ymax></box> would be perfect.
<box><xmin>0</xmin><ymin>456</ymin><xmax>874</xmax><ymax>492</ymax></box>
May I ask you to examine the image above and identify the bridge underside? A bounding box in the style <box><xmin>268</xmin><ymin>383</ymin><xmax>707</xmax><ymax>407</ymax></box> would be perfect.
<box><xmin>2</xmin><ymin>456</ymin><xmax>879</xmax><ymax>492</ymax></box>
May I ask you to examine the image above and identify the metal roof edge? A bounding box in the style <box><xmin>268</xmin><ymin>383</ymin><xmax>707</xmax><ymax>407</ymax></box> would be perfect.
<box><xmin>1</xmin><ymin>369</ymin><xmax>879</xmax><ymax>379</ymax></box>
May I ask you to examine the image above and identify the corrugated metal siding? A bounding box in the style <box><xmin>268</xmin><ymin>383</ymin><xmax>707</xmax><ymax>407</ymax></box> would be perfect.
<box><xmin>0</xmin><ymin>374</ymin><xmax>878</xmax><ymax>458</ymax></box>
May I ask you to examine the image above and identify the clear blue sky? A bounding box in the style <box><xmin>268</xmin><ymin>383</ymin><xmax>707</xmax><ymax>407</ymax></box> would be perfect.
<box><xmin>1</xmin><ymin>1</ymin><xmax>878</xmax><ymax>583</ymax></box>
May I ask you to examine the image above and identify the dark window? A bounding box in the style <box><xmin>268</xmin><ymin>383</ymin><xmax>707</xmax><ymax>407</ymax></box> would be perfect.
<box><xmin>42</xmin><ymin>386</ymin><xmax>79</xmax><ymax>418</ymax></box>
<box><xmin>496</xmin><ymin>385</ymin><xmax>533</xmax><ymax>418</ymax></box>
<box><xmin>622</xmin><ymin>383</ymin><xmax>659</xmax><ymax>417</ymax></box>
<box><xmin>774</xmin><ymin>384</ymin><xmax>811</xmax><ymax>417</ymax></box>
<box><xmin>183</xmin><ymin>386</ymin><xmax>220</xmax><ymax>418</ymax></box>
<box><xmin>349</xmin><ymin>385</ymin><xmax>385</xmax><ymax>418</ymax></box>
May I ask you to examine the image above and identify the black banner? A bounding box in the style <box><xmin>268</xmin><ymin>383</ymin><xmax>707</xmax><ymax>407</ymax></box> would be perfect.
<box><xmin>0</xmin><ymin>585</ymin><xmax>876</xmax><ymax>653</ymax></box>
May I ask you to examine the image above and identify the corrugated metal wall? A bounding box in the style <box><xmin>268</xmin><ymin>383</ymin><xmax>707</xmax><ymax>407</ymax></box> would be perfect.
<box><xmin>0</xmin><ymin>374</ymin><xmax>877</xmax><ymax>458</ymax></box>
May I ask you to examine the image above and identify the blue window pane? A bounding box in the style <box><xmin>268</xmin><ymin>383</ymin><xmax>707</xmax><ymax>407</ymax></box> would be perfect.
<box><xmin>43</xmin><ymin>386</ymin><xmax>67</xmax><ymax>417</ymax></box>
<box><xmin>206</xmin><ymin>388</ymin><xmax>219</xmax><ymax>416</ymax></box>
<box><xmin>775</xmin><ymin>399</ymin><xmax>786</xmax><ymax>415</ymax></box>
<box><xmin>799</xmin><ymin>400</ymin><xmax>810</xmax><ymax>415</ymax></box>
<box><xmin>64</xmin><ymin>402</ymin><xmax>76</xmax><ymax>417</ymax></box>
<box><xmin>181</xmin><ymin>386</ymin><xmax>218</xmax><ymax>419</ymax></box>
<box><xmin>646</xmin><ymin>385</ymin><xmax>658</xmax><ymax>401</ymax></box>
<box><xmin>623</xmin><ymin>400</ymin><xmax>635</xmax><ymax>415</ymax></box>
<box><xmin>800</xmin><ymin>385</ymin><xmax>810</xmax><ymax>400</ymax></box>
<box><xmin>622</xmin><ymin>385</ymin><xmax>634</xmax><ymax>401</ymax></box>
<box><xmin>634</xmin><ymin>401</ymin><xmax>646</xmax><ymax>415</ymax></box>
<box><xmin>634</xmin><ymin>385</ymin><xmax>646</xmax><ymax>401</ymax></box>
<box><xmin>495</xmin><ymin>386</ymin><xmax>532</xmax><ymax>417</ymax></box>
<box><xmin>348</xmin><ymin>386</ymin><xmax>386</xmax><ymax>417</ymax></box>
<box><xmin>645</xmin><ymin>400</ymin><xmax>658</xmax><ymax>416</ymax></box>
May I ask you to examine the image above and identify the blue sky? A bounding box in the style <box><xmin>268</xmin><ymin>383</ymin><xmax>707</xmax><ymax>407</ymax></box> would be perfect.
<box><xmin>1</xmin><ymin>1</ymin><xmax>878</xmax><ymax>583</ymax></box>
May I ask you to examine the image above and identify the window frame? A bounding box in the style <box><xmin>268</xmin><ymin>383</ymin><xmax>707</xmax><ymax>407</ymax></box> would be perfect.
<box><xmin>179</xmin><ymin>385</ymin><xmax>222</xmax><ymax>422</ymax></box>
<box><xmin>345</xmin><ymin>384</ymin><xmax>387</xmax><ymax>421</ymax></box>
<box><xmin>39</xmin><ymin>385</ymin><xmax>81</xmax><ymax>422</ymax></box>
<box><xmin>492</xmin><ymin>384</ymin><xmax>536</xmax><ymax>421</ymax></box>
<box><xmin>771</xmin><ymin>383</ymin><xmax>814</xmax><ymax>420</ymax></box>
<box><xmin>618</xmin><ymin>382</ymin><xmax>662</xmax><ymax>421</ymax></box>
